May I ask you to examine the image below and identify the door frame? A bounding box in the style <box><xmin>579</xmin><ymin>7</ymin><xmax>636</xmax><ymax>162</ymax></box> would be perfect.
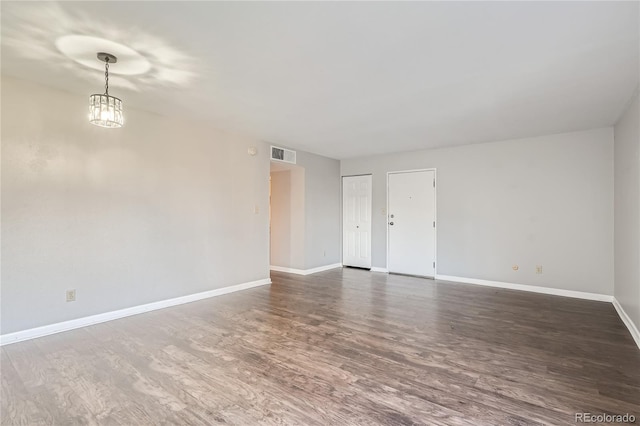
<box><xmin>341</xmin><ymin>173</ymin><xmax>373</xmax><ymax>269</ymax></box>
<box><xmin>386</xmin><ymin>168</ymin><xmax>437</xmax><ymax>276</ymax></box>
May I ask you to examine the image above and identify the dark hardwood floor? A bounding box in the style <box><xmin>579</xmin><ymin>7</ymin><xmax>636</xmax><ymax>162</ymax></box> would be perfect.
<box><xmin>2</xmin><ymin>268</ymin><xmax>639</xmax><ymax>425</ymax></box>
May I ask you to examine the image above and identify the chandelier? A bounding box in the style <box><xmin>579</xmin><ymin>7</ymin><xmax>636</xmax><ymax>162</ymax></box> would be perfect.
<box><xmin>89</xmin><ymin>52</ymin><xmax>123</xmax><ymax>128</ymax></box>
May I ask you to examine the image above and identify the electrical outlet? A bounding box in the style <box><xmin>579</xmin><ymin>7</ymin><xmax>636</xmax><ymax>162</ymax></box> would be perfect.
<box><xmin>254</xmin><ymin>205</ymin><xmax>260</xmax><ymax>214</ymax></box>
<box><xmin>66</xmin><ymin>289</ymin><xmax>76</xmax><ymax>302</ymax></box>
<box><xmin>536</xmin><ymin>265</ymin><xmax>543</xmax><ymax>274</ymax></box>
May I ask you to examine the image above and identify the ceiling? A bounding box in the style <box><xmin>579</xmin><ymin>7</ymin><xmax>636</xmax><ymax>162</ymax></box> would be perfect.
<box><xmin>2</xmin><ymin>1</ymin><xmax>638</xmax><ymax>159</ymax></box>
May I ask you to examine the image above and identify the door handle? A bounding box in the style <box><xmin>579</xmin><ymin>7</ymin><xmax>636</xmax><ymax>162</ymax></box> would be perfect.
<box><xmin>389</xmin><ymin>222</ymin><xmax>394</xmax><ymax>226</ymax></box>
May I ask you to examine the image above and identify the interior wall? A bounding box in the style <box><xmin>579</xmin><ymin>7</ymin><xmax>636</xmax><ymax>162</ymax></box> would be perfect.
<box><xmin>269</xmin><ymin>167</ymin><xmax>306</xmax><ymax>270</ymax></box>
<box><xmin>614</xmin><ymin>90</ymin><xmax>640</xmax><ymax>331</ymax></box>
<box><xmin>341</xmin><ymin>128</ymin><xmax>614</xmax><ymax>295</ymax></box>
<box><xmin>297</xmin><ymin>151</ymin><xmax>342</xmax><ymax>269</ymax></box>
<box><xmin>269</xmin><ymin>150</ymin><xmax>341</xmax><ymax>271</ymax></box>
<box><xmin>1</xmin><ymin>76</ymin><xmax>271</xmax><ymax>335</ymax></box>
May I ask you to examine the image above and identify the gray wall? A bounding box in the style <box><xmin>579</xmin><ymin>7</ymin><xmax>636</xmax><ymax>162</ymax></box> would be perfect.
<box><xmin>1</xmin><ymin>77</ymin><xmax>271</xmax><ymax>334</ymax></box>
<box><xmin>341</xmin><ymin>128</ymin><xmax>614</xmax><ymax>295</ymax></box>
<box><xmin>614</xmin><ymin>90</ymin><xmax>640</xmax><ymax>331</ymax></box>
<box><xmin>298</xmin><ymin>151</ymin><xmax>342</xmax><ymax>269</ymax></box>
<box><xmin>269</xmin><ymin>150</ymin><xmax>341</xmax><ymax>271</ymax></box>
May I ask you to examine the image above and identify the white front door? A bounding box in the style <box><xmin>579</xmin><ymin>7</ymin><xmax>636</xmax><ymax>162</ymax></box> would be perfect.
<box><xmin>342</xmin><ymin>175</ymin><xmax>372</xmax><ymax>268</ymax></box>
<box><xmin>388</xmin><ymin>170</ymin><xmax>436</xmax><ymax>277</ymax></box>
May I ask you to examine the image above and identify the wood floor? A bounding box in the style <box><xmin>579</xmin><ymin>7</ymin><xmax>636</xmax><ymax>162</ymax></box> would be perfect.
<box><xmin>2</xmin><ymin>268</ymin><xmax>639</xmax><ymax>425</ymax></box>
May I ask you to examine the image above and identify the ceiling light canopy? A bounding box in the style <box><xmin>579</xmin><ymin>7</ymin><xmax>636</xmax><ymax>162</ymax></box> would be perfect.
<box><xmin>89</xmin><ymin>52</ymin><xmax>123</xmax><ymax>128</ymax></box>
<box><xmin>56</xmin><ymin>35</ymin><xmax>151</xmax><ymax>76</ymax></box>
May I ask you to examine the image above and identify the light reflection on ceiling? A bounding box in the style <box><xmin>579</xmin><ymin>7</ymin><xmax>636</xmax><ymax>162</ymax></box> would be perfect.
<box><xmin>2</xmin><ymin>1</ymin><xmax>198</xmax><ymax>92</ymax></box>
<box><xmin>55</xmin><ymin>35</ymin><xmax>151</xmax><ymax>76</ymax></box>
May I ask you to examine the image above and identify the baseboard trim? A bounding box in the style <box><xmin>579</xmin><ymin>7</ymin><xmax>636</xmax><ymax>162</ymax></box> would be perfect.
<box><xmin>613</xmin><ymin>298</ymin><xmax>640</xmax><ymax>350</ymax></box>
<box><xmin>371</xmin><ymin>267</ymin><xmax>389</xmax><ymax>273</ymax></box>
<box><xmin>269</xmin><ymin>265</ymin><xmax>305</xmax><ymax>274</ymax></box>
<box><xmin>0</xmin><ymin>278</ymin><xmax>272</xmax><ymax>346</ymax></box>
<box><xmin>435</xmin><ymin>274</ymin><xmax>613</xmax><ymax>302</ymax></box>
<box><xmin>270</xmin><ymin>263</ymin><xmax>342</xmax><ymax>276</ymax></box>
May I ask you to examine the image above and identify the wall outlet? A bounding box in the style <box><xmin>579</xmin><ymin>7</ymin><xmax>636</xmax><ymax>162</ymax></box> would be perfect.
<box><xmin>536</xmin><ymin>265</ymin><xmax>543</xmax><ymax>274</ymax></box>
<box><xmin>66</xmin><ymin>289</ymin><xmax>76</xmax><ymax>302</ymax></box>
<box><xmin>254</xmin><ymin>205</ymin><xmax>260</xmax><ymax>214</ymax></box>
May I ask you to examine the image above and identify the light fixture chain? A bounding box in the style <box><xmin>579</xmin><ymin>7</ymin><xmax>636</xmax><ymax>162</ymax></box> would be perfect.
<box><xmin>104</xmin><ymin>59</ymin><xmax>109</xmax><ymax>97</ymax></box>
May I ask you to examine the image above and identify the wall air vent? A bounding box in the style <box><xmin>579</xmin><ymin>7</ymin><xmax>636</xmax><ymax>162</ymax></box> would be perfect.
<box><xmin>270</xmin><ymin>146</ymin><xmax>296</xmax><ymax>164</ymax></box>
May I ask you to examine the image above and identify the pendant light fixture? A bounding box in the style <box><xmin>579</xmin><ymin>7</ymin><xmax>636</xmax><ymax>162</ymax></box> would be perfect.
<box><xmin>89</xmin><ymin>52</ymin><xmax>123</xmax><ymax>128</ymax></box>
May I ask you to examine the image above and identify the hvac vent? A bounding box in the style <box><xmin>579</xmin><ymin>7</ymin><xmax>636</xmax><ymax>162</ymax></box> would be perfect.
<box><xmin>270</xmin><ymin>146</ymin><xmax>296</xmax><ymax>164</ymax></box>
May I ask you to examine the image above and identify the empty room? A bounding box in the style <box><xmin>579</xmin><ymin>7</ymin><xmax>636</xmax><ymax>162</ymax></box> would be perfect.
<box><xmin>1</xmin><ymin>1</ymin><xmax>639</xmax><ymax>425</ymax></box>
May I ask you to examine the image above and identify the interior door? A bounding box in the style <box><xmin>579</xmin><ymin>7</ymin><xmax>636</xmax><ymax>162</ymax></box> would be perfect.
<box><xmin>388</xmin><ymin>170</ymin><xmax>436</xmax><ymax>277</ymax></box>
<box><xmin>342</xmin><ymin>175</ymin><xmax>372</xmax><ymax>268</ymax></box>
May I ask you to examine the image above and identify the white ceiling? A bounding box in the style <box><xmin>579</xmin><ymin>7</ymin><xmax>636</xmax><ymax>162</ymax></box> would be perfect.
<box><xmin>2</xmin><ymin>1</ymin><xmax>638</xmax><ymax>159</ymax></box>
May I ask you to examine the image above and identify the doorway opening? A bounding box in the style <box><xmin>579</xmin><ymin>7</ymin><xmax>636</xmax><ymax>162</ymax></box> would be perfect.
<box><xmin>270</xmin><ymin>161</ymin><xmax>305</xmax><ymax>271</ymax></box>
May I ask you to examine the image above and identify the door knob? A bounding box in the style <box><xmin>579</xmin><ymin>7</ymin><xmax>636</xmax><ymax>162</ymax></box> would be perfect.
<box><xmin>389</xmin><ymin>222</ymin><xmax>394</xmax><ymax>226</ymax></box>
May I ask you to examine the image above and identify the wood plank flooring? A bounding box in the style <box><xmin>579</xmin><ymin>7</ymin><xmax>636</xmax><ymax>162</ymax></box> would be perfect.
<box><xmin>2</xmin><ymin>268</ymin><xmax>639</xmax><ymax>425</ymax></box>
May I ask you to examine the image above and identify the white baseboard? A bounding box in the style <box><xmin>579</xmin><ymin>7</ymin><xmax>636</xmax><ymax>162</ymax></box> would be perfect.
<box><xmin>270</xmin><ymin>263</ymin><xmax>342</xmax><ymax>276</ymax></box>
<box><xmin>269</xmin><ymin>265</ymin><xmax>303</xmax><ymax>274</ymax></box>
<box><xmin>435</xmin><ymin>274</ymin><xmax>613</xmax><ymax>302</ymax></box>
<box><xmin>371</xmin><ymin>267</ymin><xmax>389</xmax><ymax>273</ymax></box>
<box><xmin>613</xmin><ymin>298</ymin><xmax>640</xmax><ymax>350</ymax></box>
<box><xmin>0</xmin><ymin>278</ymin><xmax>272</xmax><ymax>346</ymax></box>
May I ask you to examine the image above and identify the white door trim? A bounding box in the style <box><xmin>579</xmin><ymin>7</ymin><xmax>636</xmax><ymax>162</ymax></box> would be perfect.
<box><xmin>386</xmin><ymin>168</ymin><xmax>437</xmax><ymax>276</ymax></box>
